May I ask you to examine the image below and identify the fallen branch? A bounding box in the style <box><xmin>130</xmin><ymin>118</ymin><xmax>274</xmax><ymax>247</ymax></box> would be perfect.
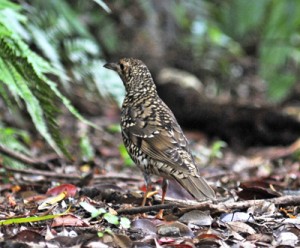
<box><xmin>116</xmin><ymin>204</ymin><xmax>177</xmax><ymax>215</ymax></box>
<box><xmin>0</xmin><ymin>144</ymin><xmax>44</xmax><ymax>166</ymax></box>
<box><xmin>3</xmin><ymin>165</ymin><xmax>80</xmax><ymax>180</ymax></box>
<box><xmin>165</xmin><ymin>195</ymin><xmax>300</xmax><ymax>215</ymax></box>
<box><xmin>94</xmin><ymin>174</ymin><xmax>141</xmax><ymax>182</ymax></box>
<box><xmin>117</xmin><ymin>195</ymin><xmax>300</xmax><ymax>215</ymax></box>
<box><xmin>3</xmin><ymin>165</ymin><xmax>141</xmax><ymax>182</ymax></box>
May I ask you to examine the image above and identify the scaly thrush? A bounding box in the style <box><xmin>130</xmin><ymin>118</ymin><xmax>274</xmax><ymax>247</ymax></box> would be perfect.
<box><xmin>104</xmin><ymin>58</ymin><xmax>215</xmax><ymax>216</ymax></box>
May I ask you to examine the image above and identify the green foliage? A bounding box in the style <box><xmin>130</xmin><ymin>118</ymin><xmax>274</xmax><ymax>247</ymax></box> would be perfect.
<box><xmin>213</xmin><ymin>0</ymin><xmax>268</xmax><ymax>40</ymax></box>
<box><xmin>79</xmin><ymin>202</ymin><xmax>106</xmax><ymax>218</ymax></box>
<box><xmin>209</xmin><ymin>0</ymin><xmax>300</xmax><ymax>101</ymax></box>
<box><xmin>0</xmin><ymin>123</ymin><xmax>30</xmax><ymax>168</ymax></box>
<box><xmin>0</xmin><ymin>0</ymin><xmax>107</xmax><ymax>156</ymax></box>
<box><xmin>107</xmin><ymin>124</ymin><xmax>121</xmax><ymax>134</ymax></box>
<box><xmin>119</xmin><ymin>217</ymin><xmax>131</xmax><ymax>229</ymax></box>
<box><xmin>119</xmin><ymin>144</ymin><xmax>134</xmax><ymax>167</ymax></box>
<box><xmin>103</xmin><ymin>212</ymin><xmax>119</xmax><ymax>225</ymax></box>
<box><xmin>0</xmin><ymin>212</ymin><xmax>66</xmax><ymax>226</ymax></box>
<box><xmin>79</xmin><ymin>135</ymin><xmax>95</xmax><ymax>161</ymax></box>
<box><xmin>209</xmin><ymin>140</ymin><xmax>227</xmax><ymax>160</ymax></box>
<box><xmin>80</xmin><ymin>201</ymin><xmax>131</xmax><ymax>228</ymax></box>
<box><xmin>0</xmin><ymin>3</ymin><xmax>66</xmax><ymax>156</ymax></box>
<box><xmin>259</xmin><ymin>1</ymin><xmax>300</xmax><ymax>101</ymax></box>
<box><xmin>25</xmin><ymin>0</ymin><xmax>124</xmax><ymax>104</ymax></box>
<box><xmin>174</xmin><ymin>1</ymin><xmax>243</xmax><ymax>84</ymax></box>
<box><xmin>0</xmin><ymin>124</ymin><xmax>30</xmax><ymax>151</ymax></box>
<box><xmin>97</xmin><ymin>228</ymin><xmax>113</xmax><ymax>238</ymax></box>
<box><xmin>92</xmin><ymin>0</ymin><xmax>111</xmax><ymax>13</ymax></box>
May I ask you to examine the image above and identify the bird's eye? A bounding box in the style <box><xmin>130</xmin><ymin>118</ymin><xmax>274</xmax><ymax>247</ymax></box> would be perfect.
<box><xmin>120</xmin><ymin>63</ymin><xmax>124</xmax><ymax>70</ymax></box>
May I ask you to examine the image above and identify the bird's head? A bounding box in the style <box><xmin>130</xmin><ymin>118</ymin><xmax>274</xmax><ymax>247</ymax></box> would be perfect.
<box><xmin>104</xmin><ymin>58</ymin><xmax>155</xmax><ymax>93</ymax></box>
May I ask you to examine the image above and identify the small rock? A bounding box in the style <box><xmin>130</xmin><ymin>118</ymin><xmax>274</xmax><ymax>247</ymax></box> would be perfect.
<box><xmin>131</xmin><ymin>219</ymin><xmax>156</xmax><ymax>235</ymax></box>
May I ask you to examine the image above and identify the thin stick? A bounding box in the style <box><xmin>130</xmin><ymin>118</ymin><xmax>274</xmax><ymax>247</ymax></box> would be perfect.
<box><xmin>171</xmin><ymin>195</ymin><xmax>300</xmax><ymax>214</ymax></box>
<box><xmin>3</xmin><ymin>165</ymin><xmax>141</xmax><ymax>182</ymax></box>
<box><xmin>116</xmin><ymin>203</ymin><xmax>177</xmax><ymax>215</ymax></box>
<box><xmin>0</xmin><ymin>144</ymin><xmax>43</xmax><ymax>166</ymax></box>
<box><xmin>3</xmin><ymin>165</ymin><xmax>80</xmax><ymax>179</ymax></box>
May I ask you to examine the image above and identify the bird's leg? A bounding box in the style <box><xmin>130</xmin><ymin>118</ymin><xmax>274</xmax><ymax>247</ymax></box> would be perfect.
<box><xmin>156</xmin><ymin>178</ymin><xmax>169</xmax><ymax>219</ymax></box>
<box><xmin>161</xmin><ymin>178</ymin><xmax>169</xmax><ymax>205</ymax></box>
<box><xmin>141</xmin><ymin>173</ymin><xmax>152</xmax><ymax>207</ymax></box>
<box><xmin>140</xmin><ymin>173</ymin><xmax>153</xmax><ymax>218</ymax></box>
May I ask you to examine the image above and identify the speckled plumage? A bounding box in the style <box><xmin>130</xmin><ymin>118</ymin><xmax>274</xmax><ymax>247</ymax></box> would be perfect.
<box><xmin>104</xmin><ymin>58</ymin><xmax>215</xmax><ymax>204</ymax></box>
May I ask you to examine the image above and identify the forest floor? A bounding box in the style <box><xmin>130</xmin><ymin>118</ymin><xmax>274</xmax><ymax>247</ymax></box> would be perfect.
<box><xmin>1</xmin><ymin>105</ymin><xmax>300</xmax><ymax>248</ymax></box>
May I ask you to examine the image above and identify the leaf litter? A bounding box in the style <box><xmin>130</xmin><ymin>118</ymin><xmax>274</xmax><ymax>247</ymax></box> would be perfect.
<box><xmin>0</xmin><ymin>112</ymin><xmax>300</xmax><ymax>247</ymax></box>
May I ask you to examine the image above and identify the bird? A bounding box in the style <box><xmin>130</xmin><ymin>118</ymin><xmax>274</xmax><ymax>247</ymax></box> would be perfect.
<box><xmin>104</xmin><ymin>58</ymin><xmax>215</xmax><ymax>217</ymax></box>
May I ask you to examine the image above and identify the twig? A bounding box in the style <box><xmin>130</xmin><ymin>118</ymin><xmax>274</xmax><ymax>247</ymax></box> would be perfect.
<box><xmin>3</xmin><ymin>165</ymin><xmax>141</xmax><ymax>182</ymax></box>
<box><xmin>116</xmin><ymin>203</ymin><xmax>177</xmax><ymax>215</ymax></box>
<box><xmin>155</xmin><ymin>195</ymin><xmax>202</xmax><ymax>206</ymax></box>
<box><xmin>94</xmin><ymin>174</ymin><xmax>141</xmax><ymax>182</ymax></box>
<box><xmin>0</xmin><ymin>144</ymin><xmax>44</xmax><ymax>166</ymax></box>
<box><xmin>3</xmin><ymin>166</ymin><xmax>80</xmax><ymax>179</ymax></box>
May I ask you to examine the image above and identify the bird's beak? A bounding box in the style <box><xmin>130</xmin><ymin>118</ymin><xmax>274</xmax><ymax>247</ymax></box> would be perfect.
<box><xmin>103</xmin><ymin>62</ymin><xmax>119</xmax><ymax>71</ymax></box>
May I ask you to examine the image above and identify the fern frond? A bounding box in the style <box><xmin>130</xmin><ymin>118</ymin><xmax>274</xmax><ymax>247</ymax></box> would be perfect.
<box><xmin>0</xmin><ymin>0</ymin><xmax>102</xmax><ymax>157</ymax></box>
<box><xmin>26</xmin><ymin>0</ymin><xmax>124</xmax><ymax>104</ymax></box>
<box><xmin>0</xmin><ymin>53</ymin><xmax>65</xmax><ymax>156</ymax></box>
<box><xmin>0</xmin><ymin>8</ymin><xmax>69</xmax><ymax>156</ymax></box>
<box><xmin>0</xmin><ymin>0</ymin><xmax>20</xmax><ymax>10</ymax></box>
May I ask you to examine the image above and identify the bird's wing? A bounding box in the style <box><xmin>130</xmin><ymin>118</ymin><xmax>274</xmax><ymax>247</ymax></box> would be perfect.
<box><xmin>122</xmin><ymin>99</ymin><xmax>197</xmax><ymax>174</ymax></box>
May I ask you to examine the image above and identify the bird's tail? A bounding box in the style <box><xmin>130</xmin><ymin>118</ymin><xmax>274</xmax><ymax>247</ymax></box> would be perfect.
<box><xmin>175</xmin><ymin>175</ymin><xmax>216</xmax><ymax>201</ymax></box>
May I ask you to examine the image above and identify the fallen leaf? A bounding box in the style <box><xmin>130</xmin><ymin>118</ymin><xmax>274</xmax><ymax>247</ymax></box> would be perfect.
<box><xmin>79</xmin><ymin>201</ymin><xmax>106</xmax><ymax>218</ymax></box>
<box><xmin>120</xmin><ymin>217</ymin><xmax>131</xmax><ymax>229</ymax></box>
<box><xmin>9</xmin><ymin>230</ymin><xmax>45</xmax><ymax>243</ymax></box>
<box><xmin>221</xmin><ymin>212</ymin><xmax>255</xmax><ymax>223</ymax></box>
<box><xmin>238</xmin><ymin>181</ymin><xmax>281</xmax><ymax>200</ymax></box>
<box><xmin>227</xmin><ymin>221</ymin><xmax>256</xmax><ymax>235</ymax></box>
<box><xmin>276</xmin><ymin>231</ymin><xmax>298</xmax><ymax>246</ymax></box>
<box><xmin>179</xmin><ymin>210</ymin><xmax>213</xmax><ymax>226</ymax></box>
<box><xmin>47</xmin><ymin>184</ymin><xmax>77</xmax><ymax>197</ymax></box>
<box><xmin>51</xmin><ymin>214</ymin><xmax>89</xmax><ymax>227</ymax></box>
<box><xmin>38</xmin><ymin>192</ymin><xmax>67</xmax><ymax>210</ymax></box>
<box><xmin>104</xmin><ymin>213</ymin><xmax>119</xmax><ymax>225</ymax></box>
<box><xmin>131</xmin><ymin>219</ymin><xmax>156</xmax><ymax>235</ymax></box>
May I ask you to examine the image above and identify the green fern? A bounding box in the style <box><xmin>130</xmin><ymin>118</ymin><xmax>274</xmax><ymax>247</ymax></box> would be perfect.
<box><xmin>0</xmin><ymin>26</ymin><xmax>68</xmax><ymax>157</ymax></box>
<box><xmin>0</xmin><ymin>0</ymin><xmax>97</xmax><ymax>158</ymax></box>
<box><xmin>25</xmin><ymin>0</ymin><xmax>124</xmax><ymax>104</ymax></box>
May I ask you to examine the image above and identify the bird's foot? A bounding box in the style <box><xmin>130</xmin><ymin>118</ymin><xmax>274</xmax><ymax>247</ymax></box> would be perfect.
<box><xmin>138</xmin><ymin>190</ymin><xmax>159</xmax><ymax>219</ymax></box>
